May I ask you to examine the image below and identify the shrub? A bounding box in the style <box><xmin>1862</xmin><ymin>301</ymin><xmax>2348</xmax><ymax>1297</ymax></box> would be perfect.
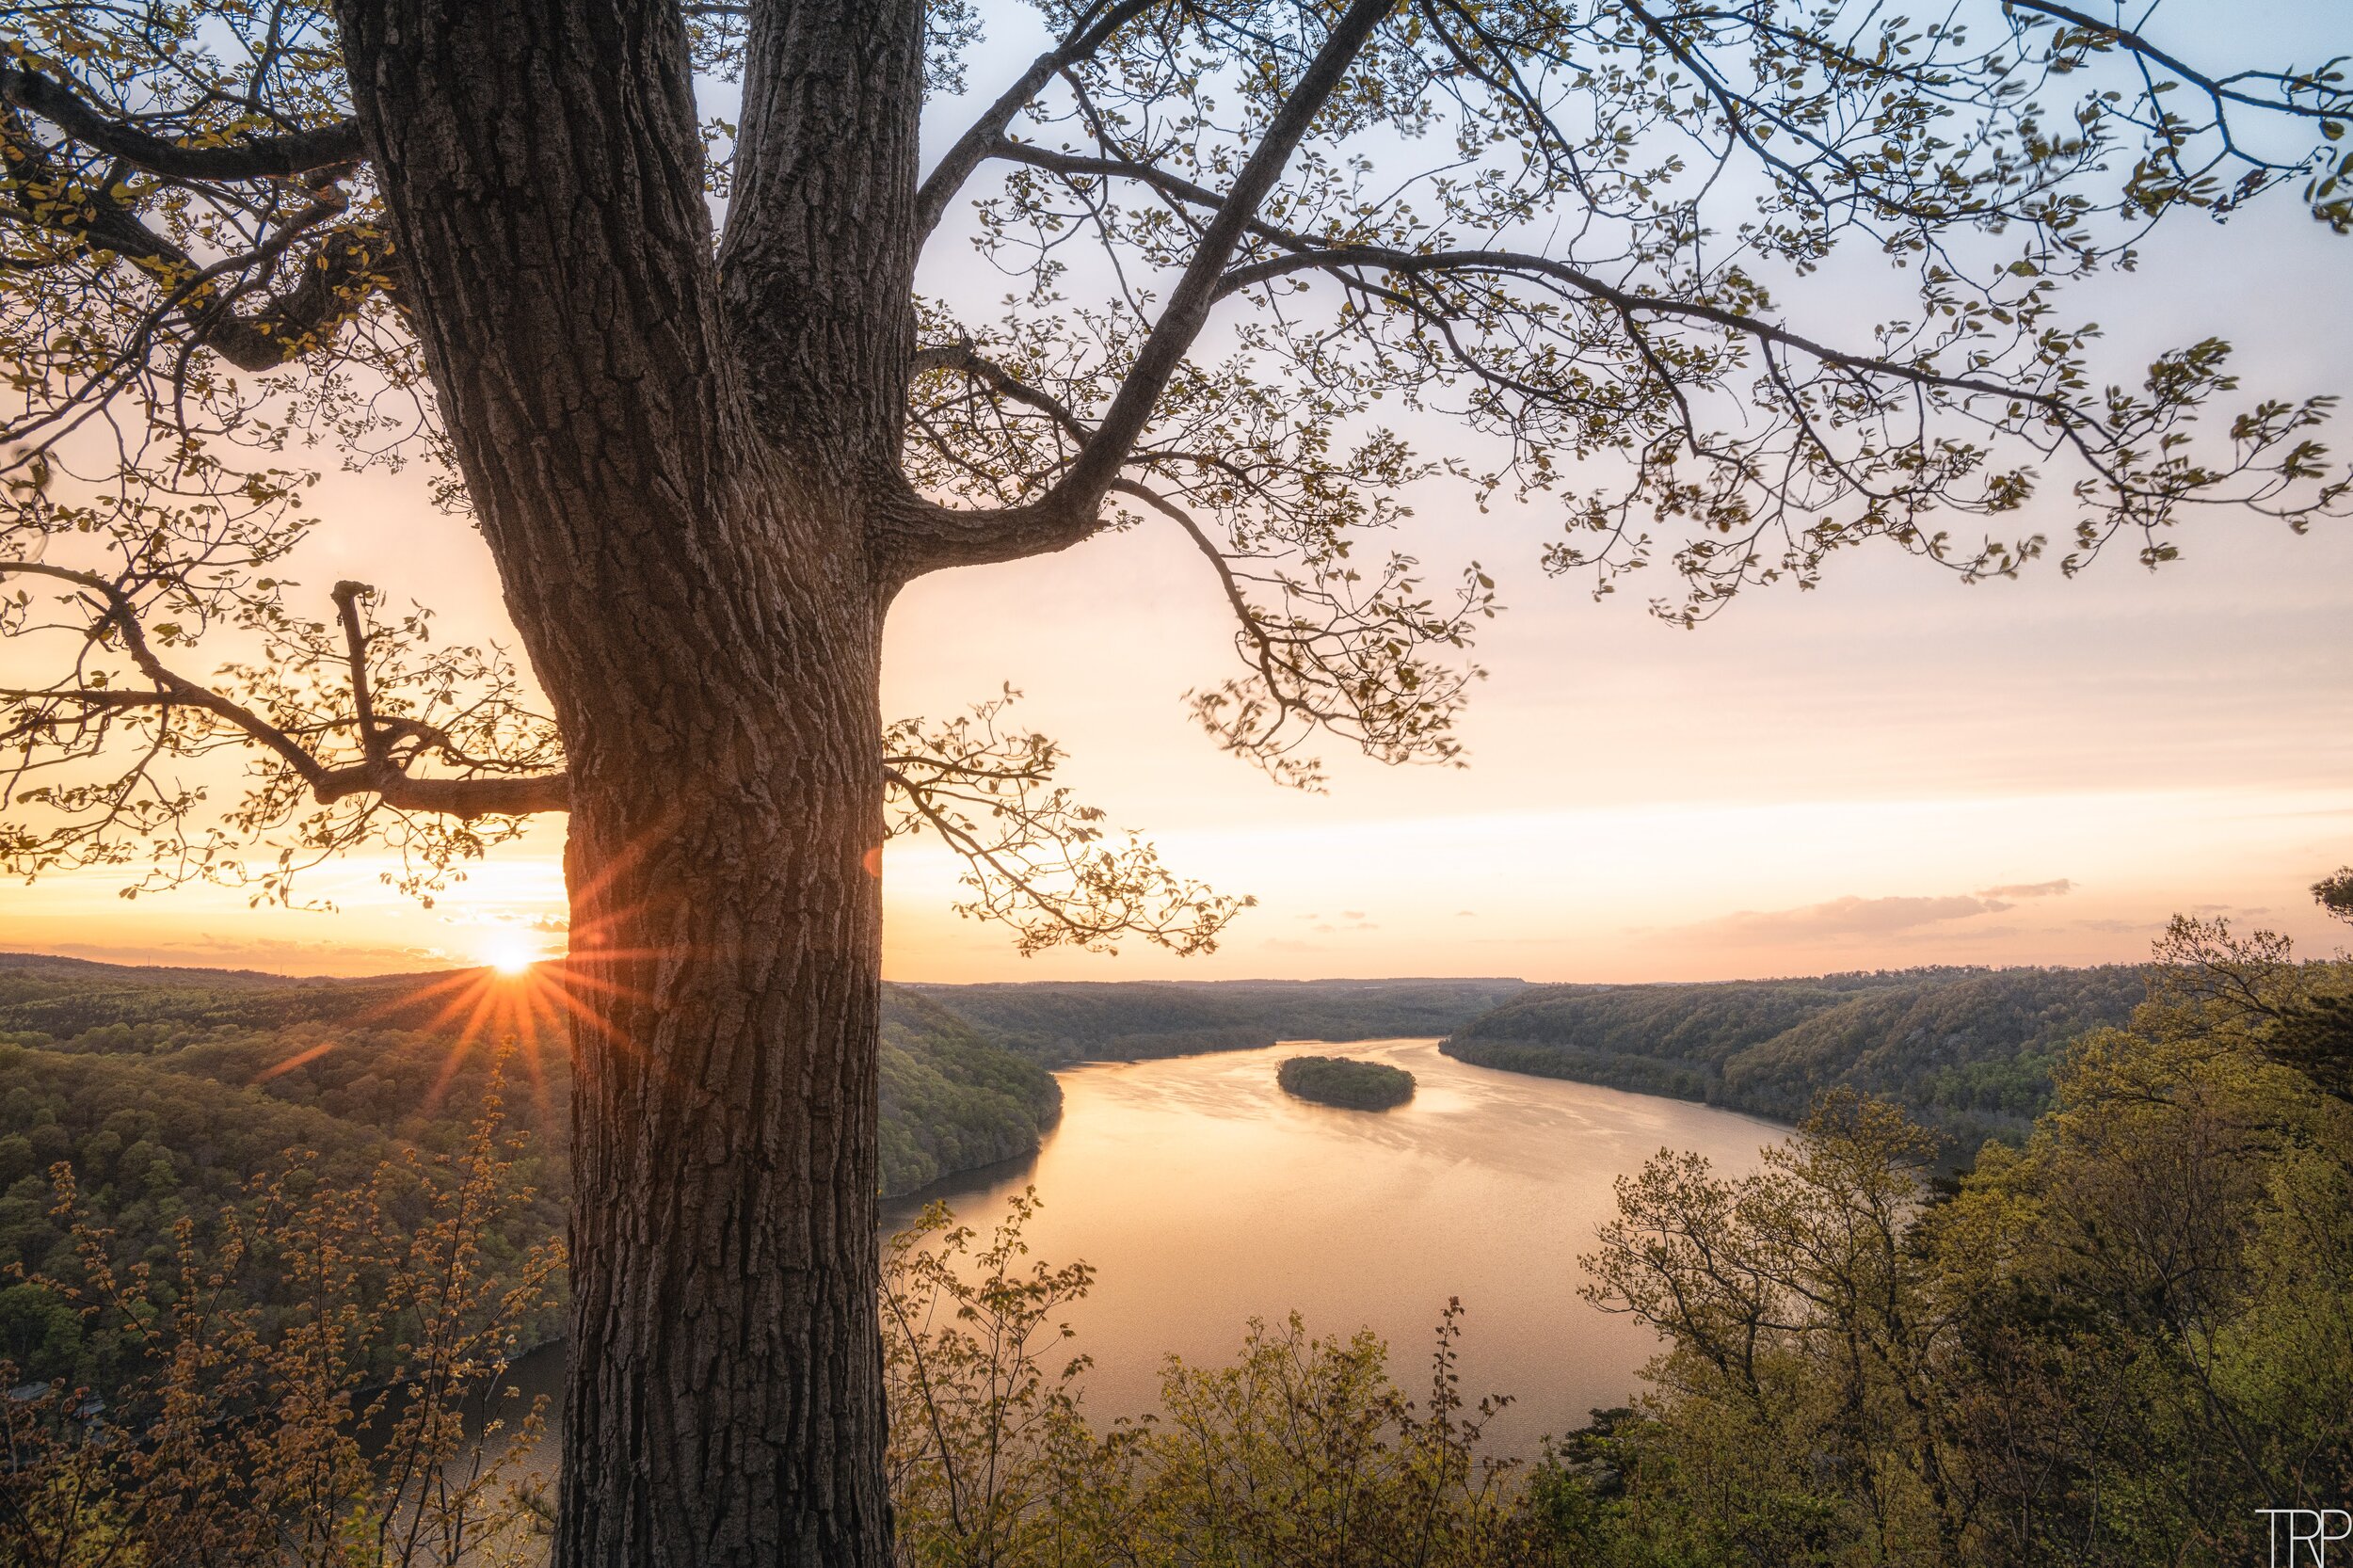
<box><xmin>881</xmin><ymin>1191</ymin><xmax>1563</xmax><ymax>1568</ymax></box>
<box><xmin>0</xmin><ymin>1069</ymin><xmax>561</xmax><ymax>1568</ymax></box>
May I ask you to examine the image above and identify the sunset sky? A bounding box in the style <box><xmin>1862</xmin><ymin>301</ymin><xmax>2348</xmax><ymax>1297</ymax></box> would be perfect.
<box><xmin>3</xmin><ymin>3</ymin><xmax>2347</xmax><ymax>984</ymax></box>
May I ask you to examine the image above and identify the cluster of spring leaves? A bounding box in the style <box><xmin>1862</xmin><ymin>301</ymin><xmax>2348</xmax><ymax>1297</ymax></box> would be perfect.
<box><xmin>884</xmin><ymin>687</ymin><xmax>1255</xmax><ymax>954</ymax></box>
<box><xmin>2</xmin><ymin>1</ymin><xmax>2349</xmax><ymax>944</ymax></box>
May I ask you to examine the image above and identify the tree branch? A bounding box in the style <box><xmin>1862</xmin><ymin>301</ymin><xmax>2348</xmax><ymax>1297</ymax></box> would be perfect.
<box><xmin>1215</xmin><ymin>243</ymin><xmax>2088</xmax><ymax>420</ymax></box>
<box><xmin>331</xmin><ymin>578</ymin><xmax>389</xmax><ymax>766</ymax></box>
<box><xmin>886</xmin><ymin>0</ymin><xmax>1401</xmax><ymax>579</ymax></box>
<box><xmin>0</xmin><ymin>562</ymin><xmax>568</xmax><ymax>823</ymax></box>
<box><xmin>321</xmin><ymin>766</ymin><xmax>569</xmax><ymax>818</ymax></box>
<box><xmin>913</xmin><ymin>0</ymin><xmax>1161</xmax><ymax>242</ymax></box>
<box><xmin>1041</xmin><ymin>0</ymin><xmax>1399</xmax><ymax>517</ymax></box>
<box><xmin>0</xmin><ymin>101</ymin><xmax>393</xmax><ymax>375</ymax></box>
<box><xmin>909</xmin><ymin>340</ymin><xmax>1095</xmax><ymax>443</ymax></box>
<box><xmin>988</xmin><ymin>140</ymin><xmax>1326</xmax><ymax>253</ymax></box>
<box><xmin>6</xmin><ymin>561</ymin><xmax>332</xmax><ymax>785</ymax></box>
<box><xmin>2002</xmin><ymin>0</ymin><xmax>2353</xmax><ymax>125</ymax></box>
<box><xmin>882</xmin><ymin>692</ymin><xmax>1248</xmax><ymax>954</ymax></box>
<box><xmin>0</xmin><ymin>55</ymin><xmax>365</xmax><ymax>182</ymax></box>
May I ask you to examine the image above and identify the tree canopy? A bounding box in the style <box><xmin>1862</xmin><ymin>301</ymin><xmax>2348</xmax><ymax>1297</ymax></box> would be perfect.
<box><xmin>1</xmin><ymin>0</ymin><xmax>2346</xmax><ymax>927</ymax></box>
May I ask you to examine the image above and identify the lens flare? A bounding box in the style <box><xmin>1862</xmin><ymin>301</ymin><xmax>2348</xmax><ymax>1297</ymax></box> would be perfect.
<box><xmin>481</xmin><ymin>933</ymin><xmax>537</xmax><ymax>975</ymax></box>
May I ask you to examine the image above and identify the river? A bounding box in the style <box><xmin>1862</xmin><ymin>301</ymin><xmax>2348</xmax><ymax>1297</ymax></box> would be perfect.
<box><xmin>487</xmin><ymin>1036</ymin><xmax>1781</xmax><ymax>1465</ymax></box>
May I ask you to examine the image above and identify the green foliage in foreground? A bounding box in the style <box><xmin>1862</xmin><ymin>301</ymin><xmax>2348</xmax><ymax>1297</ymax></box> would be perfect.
<box><xmin>1446</xmin><ymin>965</ymin><xmax>2146</xmax><ymax>1144</ymax></box>
<box><xmin>7</xmin><ymin>920</ymin><xmax>2352</xmax><ymax>1567</ymax></box>
<box><xmin>1553</xmin><ymin>925</ymin><xmax>2353</xmax><ymax>1567</ymax></box>
<box><xmin>1277</xmin><ymin>1054</ymin><xmax>1417</xmax><ymax>1110</ymax></box>
<box><xmin>1</xmin><ymin>1089</ymin><xmax>564</xmax><ymax>1568</ymax></box>
<box><xmin>883</xmin><ymin>925</ymin><xmax>2353</xmax><ymax>1568</ymax></box>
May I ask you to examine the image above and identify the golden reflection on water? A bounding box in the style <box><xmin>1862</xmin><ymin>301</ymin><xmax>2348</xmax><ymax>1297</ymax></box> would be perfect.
<box><xmin>484</xmin><ymin>1039</ymin><xmax>1781</xmax><ymax>1477</ymax></box>
<box><xmin>881</xmin><ymin>1037</ymin><xmax>1780</xmax><ymax>1452</ymax></box>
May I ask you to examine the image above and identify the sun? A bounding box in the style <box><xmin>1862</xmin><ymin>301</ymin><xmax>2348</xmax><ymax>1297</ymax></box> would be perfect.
<box><xmin>479</xmin><ymin>932</ymin><xmax>538</xmax><ymax>976</ymax></box>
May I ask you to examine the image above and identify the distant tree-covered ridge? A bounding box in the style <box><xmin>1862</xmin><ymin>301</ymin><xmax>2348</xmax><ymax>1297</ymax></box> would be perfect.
<box><xmin>0</xmin><ymin>952</ymin><xmax>1062</xmax><ymax>1204</ymax></box>
<box><xmin>1444</xmin><ymin>966</ymin><xmax>2147</xmax><ymax>1144</ymax></box>
<box><xmin>902</xmin><ymin>977</ymin><xmax>1528</xmax><ymax>1065</ymax></box>
<box><xmin>1277</xmin><ymin>1055</ymin><xmax>1416</xmax><ymax>1110</ymax></box>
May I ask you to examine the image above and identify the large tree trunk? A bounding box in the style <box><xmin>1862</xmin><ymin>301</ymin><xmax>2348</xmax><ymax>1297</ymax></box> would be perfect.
<box><xmin>557</xmin><ymin>609</ymin><xmax>890</xmax><ymax>1564</ymax></box>
<box><xmin>332</xmin><ymin>1</ymin><xmax>927</xmax><ymax>1560</ymax></box>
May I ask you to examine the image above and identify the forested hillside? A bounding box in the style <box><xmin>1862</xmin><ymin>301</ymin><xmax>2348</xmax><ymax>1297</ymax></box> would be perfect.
<box><xmin>1445</xmin><ymin>967</ymin><xmax>2146</xmax><ymax>1144</ymax></box>
<box><xmin>902</xmin><ymin>977</ymin><xmax>1528</xmax><ymax>1064</ymax></box>
<box><xmin>878</xmin><ymin>989</ymin><xmax>1062</xmax><ymax>1192</ymax></box>
<box><xmin>0</xmin><ymin>952</ymin><xmax>1063</xmax><ymax>1207</ymax></box>
<box><xmin>0</xmin><ymin>952</ymin><xmax>1066</xmax><ymax>1387</ymax></box>
<box><xmin>8</xmin><ymin>952</ymin><xmax>2165</xmax><ymax>1393</ymax></box>
<box><xmin>2</xmin><ymin>957</ymin><xmax>1527</xmax><ymax>1384</ymax></box>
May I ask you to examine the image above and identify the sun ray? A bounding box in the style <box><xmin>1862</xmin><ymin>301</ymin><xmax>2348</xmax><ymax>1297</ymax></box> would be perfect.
<box><xmin>251</xmin><ymin>1039</ymin><xmax>337</xmax><ymax>1084</ymax></box>
<box><xmin>422</xmin><ymin>982</ymin><xmax>511</xmax><ymax>1114</ymax></box>
<box><xmin>347</xmin><ymin>967</ymin><xmax>481</xmax><ymax>1030</ymax></box>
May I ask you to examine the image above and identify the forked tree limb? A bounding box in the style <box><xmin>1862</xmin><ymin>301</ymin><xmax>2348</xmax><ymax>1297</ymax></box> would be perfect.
<box><xmin>913</xmin><ymin>0</ymin><xmax>1162</xmax><ymax>241</ymax></box>
<box><xmin>1040</xmin><ymin>0</ymin><xmax>1399</xmax><ymax>515</ymax></box>
<box><xmin>0</xmin><ymin>101</ymin><xmax>392</xmax><ymax>375</ymax></box>
<box><xmin>1</xmin><ymin>562</ymin><xmax>570</xmax><ymax>820</ymax></box>
<box><xmin>881</xmin><ymin>0</ymin><xmax>1402</xmax><ymax>578</ymax></box>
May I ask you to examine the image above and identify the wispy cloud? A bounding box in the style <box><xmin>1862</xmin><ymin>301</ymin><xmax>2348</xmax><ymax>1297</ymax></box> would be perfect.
<box><xmin>437</xmin><ymin>906</ymin><xmax>569</xmax><ymax>931</ymax></box>
<box><xmin>1977</xmin><ymin>878</ymin><xmax>2073</xmax><ymax>899</ymax></box>
<box><xmin>1690</xmin><ymin>892</ymin><xmax>2012</xmax><ymax>943</ymax></box>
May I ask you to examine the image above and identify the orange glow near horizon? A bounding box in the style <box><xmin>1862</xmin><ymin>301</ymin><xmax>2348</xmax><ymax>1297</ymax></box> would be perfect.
<box><xmin>480</xmin><ymin>931</ymin><xmax>540</xmax><ymax>975</ymax></box>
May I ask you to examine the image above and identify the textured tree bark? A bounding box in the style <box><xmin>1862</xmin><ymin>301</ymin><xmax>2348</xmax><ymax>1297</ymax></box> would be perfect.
<box><xmin>556</xmin><ymin>626</ymin><xmax>890</xmax><ymax>1566</ymax></box>
<box><xmin>331</xmin><ymin>0</ymin><xmax>923</xmax><ymax>1560</ymax></box>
